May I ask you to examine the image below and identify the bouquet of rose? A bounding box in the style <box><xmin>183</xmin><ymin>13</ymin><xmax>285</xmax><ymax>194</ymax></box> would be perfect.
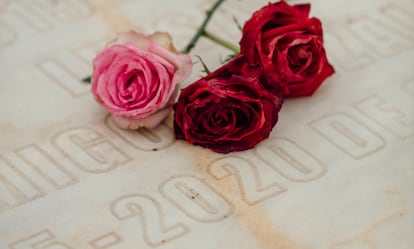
<box><xmin>86</xmin><ymin>0</ymin><xmax>334</xmax><ymax>154</ymax></box>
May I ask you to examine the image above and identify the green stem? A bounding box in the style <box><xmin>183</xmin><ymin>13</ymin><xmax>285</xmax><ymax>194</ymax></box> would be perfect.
<box><xmin>181</xmin><ymin>0</ymin><xmax>226</xmax><ymax>54</ymax></box>
<box><xmin>202</xmin><ymin>30</ymin><xmax>240</xmax><ymax>54</ymax></box>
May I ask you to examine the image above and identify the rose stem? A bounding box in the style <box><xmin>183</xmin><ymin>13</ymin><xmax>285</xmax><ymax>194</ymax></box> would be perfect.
<box><xmin>181</xmin><ymin>0</ymin><xmax>226</xmax><ymax>54</ymax></box>
<box><xmin>202</xmin><ymin>30</ymin><xmax>240</xmax><ymax>54</ymax></box>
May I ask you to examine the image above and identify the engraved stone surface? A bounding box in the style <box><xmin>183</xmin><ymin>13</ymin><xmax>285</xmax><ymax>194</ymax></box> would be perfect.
<box><xmin>1</xmin><ymin>0</ymin><xmax>413</xmax><ymax>248</ymax></box>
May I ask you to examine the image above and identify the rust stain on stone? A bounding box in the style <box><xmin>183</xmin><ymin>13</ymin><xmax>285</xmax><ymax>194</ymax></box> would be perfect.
<box><xmin>330</xmin><ymin>209</ymin><xmax>408</xmax><ymax>249</ymax></box>
<box><xmin>193</xmin><ymin>148</ymin><xmax>306</xmax><ymax>249</ymax></box>
<box><xmin>88</xmin><ymin>0</ymin><xmax>137</xmax><ymax>32</ymax></box>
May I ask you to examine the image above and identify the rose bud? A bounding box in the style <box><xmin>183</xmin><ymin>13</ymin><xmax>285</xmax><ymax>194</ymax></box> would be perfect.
<box><xmin>174</xmin><ymin>55</ymin><xmax>283</xmax><ymax>154</ymax></box>
<box><xmin>240</xmin><ymin>1</ymin><xmax>335</xmax><ymax>97</ymax></box>
<box><xmin>91</xmin><ymin>31</ymin><xmax>192</xmax><ymax>129</ymax></box>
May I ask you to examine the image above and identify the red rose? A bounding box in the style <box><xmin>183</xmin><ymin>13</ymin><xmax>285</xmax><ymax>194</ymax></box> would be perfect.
<box><xmin>174</xmin><ymin>56</ymin><xmax>283</xmax><ymax>153</ymax></box>
<box><xmin>239</xmin><ymin>1</ymin><xmax>335</xmax><ymax>97</ymax></box>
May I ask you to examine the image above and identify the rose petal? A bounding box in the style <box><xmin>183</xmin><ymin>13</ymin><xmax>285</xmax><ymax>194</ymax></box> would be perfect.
<box><xmin>113</xmin><ymin>105</ymin><xmax>172</xmax><ymax>130</ymax></box>
<box><xmin>174</xmin><ymin>55</ymin><xmax>283</xmax><ymax>154</ymax></box>
<box><xmin>91</xmin><ymin>31</ymin><xmax>192</xmax><ymax>130</ymax></box>
<box><xmin>239</xmin><ymin>1</ymin><xmax>334</xmax><ymax>97</ymax></box>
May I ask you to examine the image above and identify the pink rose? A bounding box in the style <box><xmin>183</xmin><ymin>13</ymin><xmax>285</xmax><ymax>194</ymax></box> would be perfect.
<box><xmin>91</xmin><ymin>31</ymin><xmax>192</xmax><ymax>129</ymax></box>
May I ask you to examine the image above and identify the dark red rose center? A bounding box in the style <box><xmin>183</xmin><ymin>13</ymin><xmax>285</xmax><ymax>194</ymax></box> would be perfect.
<box><xmin>211</xmin><ymin>110</ymin><xmax>231</xmax><ymax>127</ymax></box>
<box><xmin>287</xmin><ymin>44</ymin><xmax>312</xmax><ymax>72</ymax></box>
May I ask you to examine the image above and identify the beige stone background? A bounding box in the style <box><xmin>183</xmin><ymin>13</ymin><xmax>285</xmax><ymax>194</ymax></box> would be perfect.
<box><xmin>0</xmin><ymin>0</ymin><xmax>413</xmax><ymax>248</ymax></box>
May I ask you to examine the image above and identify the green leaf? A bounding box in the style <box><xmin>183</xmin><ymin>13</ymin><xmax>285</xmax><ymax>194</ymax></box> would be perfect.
<box><xmin>195</xmin><ymin>55</ymin><xmax>211</xmax><ymax>74</ymax></box>
<box><xmin>220</xmin><ymin>54</ymin><xmax>236</xmax><ymax>64</ymax></box>
<box><xmin>82</xmin><ymin>76</ymin><xmax>91</xmax><ymax>83</ymax></box>
<box><xmin>233</xmin><ymin>16</ymin><xmax>242</xmax><ymax>31</ymax></box>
